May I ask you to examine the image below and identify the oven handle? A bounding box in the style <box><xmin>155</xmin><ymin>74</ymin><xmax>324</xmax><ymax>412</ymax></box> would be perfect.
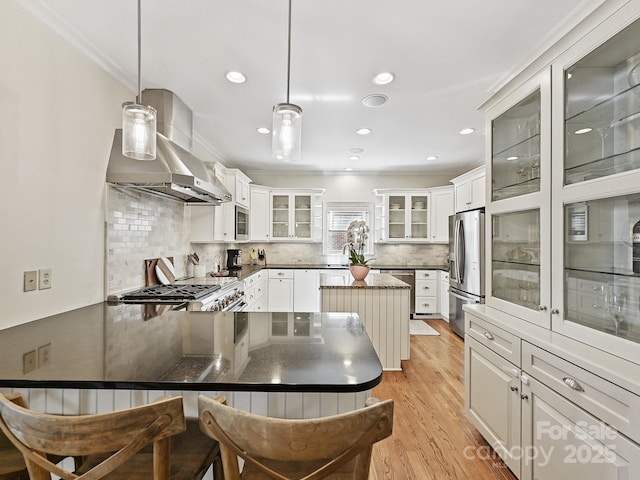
<box><xmin>224</xmin><ymin>297</ymin><xmax>246</xmax><ymax>311</ymax></box>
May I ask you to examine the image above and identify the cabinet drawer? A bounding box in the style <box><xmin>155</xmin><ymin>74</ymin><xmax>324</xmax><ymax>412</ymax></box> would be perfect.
<box><xmin>415</xmin><ymin>296</ymin><xmax>438</xmax><ymax>313</ymax></box>
<box><xmin>416</xmin><ymin>270</ymin><xmax>437</xmax><ymax>280</ymax></box>
<box><xmin>522</xmin><ymin>341</ymin><xmax>640</xmax><ymax>443</ymax></box>
<box><xmin>268</xmin><ymin>269</ymin><xmax>294</xmax><ymax>279</ymax></box>
<box><xmin>576</xmin><ymin>278</ymin><xmax>606</xmax><ymax>295</ymax></box>
<box><xmin>466</xmin><ymin>315</ymin><xmax>521</xmax><ymax>367</ymax></box>
<box><xmin>416</xmin><ymin>279</ymin><xmax>438</xmax><ymax>296</ymax></box>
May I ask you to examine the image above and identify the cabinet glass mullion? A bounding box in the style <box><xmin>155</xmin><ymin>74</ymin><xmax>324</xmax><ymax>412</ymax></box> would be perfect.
<box><xmin>491</xmin><ymin>209</ymin><xmax>541</xmax><ymax>310</ymax></box>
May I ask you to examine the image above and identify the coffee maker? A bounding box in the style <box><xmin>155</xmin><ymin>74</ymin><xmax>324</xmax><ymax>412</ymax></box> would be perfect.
<box><xmin>226</xmin><ymin>249</ymin><xmax>242</xmax><ymax>270</ymax></box>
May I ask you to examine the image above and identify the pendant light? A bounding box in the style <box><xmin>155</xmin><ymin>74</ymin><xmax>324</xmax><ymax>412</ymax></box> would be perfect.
<box><xmin>122</xmin><ymin>0</ymin><xmax>156</xmax><ymax>160</ymax></box>
<box><xmin>272</xmin><ymin>0</ymin><xmax>302</xmax><ymax>161</ymax></box>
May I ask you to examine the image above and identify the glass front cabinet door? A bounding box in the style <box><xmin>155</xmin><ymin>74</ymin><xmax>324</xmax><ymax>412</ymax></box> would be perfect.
<box><xmin>386</xmin><ymin>193</ymin><xmax>429</xmax><ymax>241</ymax></box>
<box><xmin>271</xmin><ymin>193</ymin><xmax>313</xmax><ymax>241</ymax></box>
<box><xmin>485</xmin><ymin>69</ymin><xmax>551</xmax><ymax>328</ymax></box>
<box><xmin>550</xmin><ymin>14</ymin><xmax>640</xmax><ymax>361</ymax></box>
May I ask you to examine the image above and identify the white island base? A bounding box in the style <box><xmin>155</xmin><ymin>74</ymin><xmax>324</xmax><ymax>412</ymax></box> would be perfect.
<box><xmin>320</xmin><ymin>272</ymin><xmax>411</xmax><ymax>370</ymax></box>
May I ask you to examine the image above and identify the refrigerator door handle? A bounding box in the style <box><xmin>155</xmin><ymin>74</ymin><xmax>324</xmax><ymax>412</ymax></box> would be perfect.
<box><xmin>456</xmin><ymin>219</ymin><xmax>465</xmax><ymax>284</ymax></box>
<box><xmin>449</xmin><ymin>289</ymin><xmax>480</xmax><ymax>303</ymax></box>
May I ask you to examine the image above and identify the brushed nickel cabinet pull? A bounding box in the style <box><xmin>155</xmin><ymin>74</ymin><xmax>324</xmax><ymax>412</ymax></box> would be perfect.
<box><xmin>520</xmin><ymin>393</ymin><xmax>529</xmax><ymax>400</ymax></box>
<box><xmin>562</xmin><ymin>377</ymin><xmax>585</xmax><ymax>392</ymax></box>
<box><xmin>483</xmin><ymin>332</ymin><xmax>494</xmax><ymax>341</ymax></box>
<box><xmin>510</xmin><ymin>385</ymin><xmax>518</xmax><ymax>392</ymax></box>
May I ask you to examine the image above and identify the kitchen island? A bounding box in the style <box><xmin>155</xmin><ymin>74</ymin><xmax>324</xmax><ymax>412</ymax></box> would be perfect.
<box><xmin>321</xmin><ymin>272</ymin><xmax>411</xmax><ymax>370</ymax></box>
<box><xmin>0</xmin><ymin>304</ymin><xmax>382</xmax><ymax>419</ymax></box>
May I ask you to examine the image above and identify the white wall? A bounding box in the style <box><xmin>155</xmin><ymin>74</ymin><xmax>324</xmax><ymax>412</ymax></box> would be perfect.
<box><xmin>248</xmin><ymin>172</ymin><xmax>454</xmax><ymax>202</ymax></box>
<box><xmin>0</xmin><ymin>1</ymin><xmax>131</xmax><ymax>328</ymax></box>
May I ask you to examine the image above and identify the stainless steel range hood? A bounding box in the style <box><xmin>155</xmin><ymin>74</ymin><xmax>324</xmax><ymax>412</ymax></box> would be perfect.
<box><xmin>106</xmin><ymin>89</ymin><xmax>232</xmax><ymax>205</ymax></box>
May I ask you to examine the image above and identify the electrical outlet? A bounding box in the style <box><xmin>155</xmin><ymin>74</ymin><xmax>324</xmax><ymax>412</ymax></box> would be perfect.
<box><xmin>24</xmin><ymin>270</ymin><xmax>38</xmax><ymax>292</ymax></box>
<box><xmin>39</xmin><ymin>268</ymin><xmax>52</xmax><ymax>289</ymax></box>
<box><xmin>23</xmin><ymin>350</ymin><xmax>37</xmax><ymax>374</ymax></box>
<box><xmin>38</xmin><ymin>343</ymin><xmax>51</xmax><ymax>367</ymax></box>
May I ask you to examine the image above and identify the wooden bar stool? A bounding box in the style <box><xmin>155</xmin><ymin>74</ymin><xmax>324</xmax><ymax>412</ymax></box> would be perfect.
<box><xmin>198</xmin><ymin>395</ymin><xmax>393</xmax><ymax>480</ymax></box>
<box><xmin>0</xmin><ymin>393</ymin><xmax>224</xmax><ymax>480</ymax></box>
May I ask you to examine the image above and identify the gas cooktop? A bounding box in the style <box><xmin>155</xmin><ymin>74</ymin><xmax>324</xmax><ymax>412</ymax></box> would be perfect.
<box><xmin>116</xmin><ymin>284</ymin><xmax>222</xmax><ymax>303</ymax></box>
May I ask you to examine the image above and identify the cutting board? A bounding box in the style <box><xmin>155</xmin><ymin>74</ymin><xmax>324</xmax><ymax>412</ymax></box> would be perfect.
<box><xmin>145</xmin><ymin>257</ymin><xmax>175</xmax><ymax>285</ymax></box>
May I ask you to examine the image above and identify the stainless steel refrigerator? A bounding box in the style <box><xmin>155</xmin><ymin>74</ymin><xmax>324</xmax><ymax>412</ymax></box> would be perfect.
<box><xmin>448</xmin><ymin>209</ymin><xmax>485</xmax><ymax>337</ymax></box>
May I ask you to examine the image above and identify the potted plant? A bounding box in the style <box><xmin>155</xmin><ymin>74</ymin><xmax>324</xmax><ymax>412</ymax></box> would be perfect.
<box><xmin>346</xmin><ymin>221</ymin><xmax>373</xmax><ymax>281</ymax></box>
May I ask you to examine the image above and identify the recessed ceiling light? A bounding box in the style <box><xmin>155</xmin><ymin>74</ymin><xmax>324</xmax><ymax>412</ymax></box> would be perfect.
<box><xmin>345</xmin><ymin>167</ymin><xmax>353</xmax><ymax>171</ymax></box>
<box><xmin>349</xmin><ymin>147</ymin><xmax>364</xmax><ymax>154</ymax></box>
<box><xmin>348</xmin><ymin>155</ymin><xmax>360</xmax><ymax>161</ymax></box>
<box><xmin>372</xmin><ymin>72</ymin><xmax>395</xmax><ymax>85</ymax></box>
<box><xmin>362</xmin><ymin>94</ymin><xmax>388</xmax><ymax>107</ymax></box>
<box><xmin>426</xmin><ymin>155</ymin><xmax>438</xmax><ymax>161</ymax></box>
<box><xmin>356</xmin><ymin>128</ymin><xmax>372</xmax><ymax>135</ymax></box>
<box><xmin>256</xmin><ymin>127</ymin><xmax>270</xmax><ymax>134</ymax></box>
<box><xmin>459</xmin><ymin>128</ymin><xmax>475</xmax><ymax>135</ymax></box>
<box><xmin>226</xmin><ymin>71</ymin><xmax>246</xmax><ymax>83</ymax></box>
<box><xmin>575</xmin><ymin>127</ymin><xmax>592</xmax><ymax>134</ymax></box>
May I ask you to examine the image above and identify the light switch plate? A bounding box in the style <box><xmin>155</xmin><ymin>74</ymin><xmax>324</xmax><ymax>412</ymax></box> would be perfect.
<box><xmin>23</xmin><ymin>350</ymin><xmax>36</xmax><ymax>374</ymax></box>
<box><xmin>24</xmin><ymin>270</ymin><xmax>38</xmax><ymax>292</ymax></box>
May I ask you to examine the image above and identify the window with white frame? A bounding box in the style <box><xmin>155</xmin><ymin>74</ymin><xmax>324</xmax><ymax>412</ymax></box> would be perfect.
<box><xmin>323</xmin><ymin>202</ymin><xmax>374</xmax><ymax>255</ymax></box>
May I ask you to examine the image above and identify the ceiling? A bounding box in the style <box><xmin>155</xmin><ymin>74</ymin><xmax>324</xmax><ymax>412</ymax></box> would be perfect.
<box><xmin>20</xmin><ymin>0</ymin><xmax>598</xmax><ymax>176</ymax></box>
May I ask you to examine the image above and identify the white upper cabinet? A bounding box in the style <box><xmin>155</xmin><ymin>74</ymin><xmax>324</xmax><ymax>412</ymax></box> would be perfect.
<box><xmin>429</xmin><ymin>186</ymin><xmax>454</xmax><ymax>243</ymax></box>
<box><xmin>270</xmin><ymin>189</ymin><xmax>324</xmax><ymax>242</ymax></box>
<box><xmin>485</xmin><ymin>68</ymin><xmax>552</xmax><ymax>329</ymax></box>
<box><xmin>386</xmin><ymin>192</ymin><xmax>430</xmax><ymax>242</ymax></box>
<box><xmin>249</xmin><ymin>184</ymin><xmax>271</xmax><ymax>242</ymax></box>
<box><xmin>482</xmin><ymin>2</ymin><xmax>640</xmax><ymax>363</ymax></box>
<box><xmin>226</xmin><ymin>169</ymin><xmax>251</xmax><ymax>208</ymax></box>
<box><xmin>451</xmin><ymin>165</ymin><xmax>486</xmax><ymax>213</ymax></box>
<box><xmin>549</xmin><ymin>8</ymin><xmax>640</xmax><ymax>363</ymax></box>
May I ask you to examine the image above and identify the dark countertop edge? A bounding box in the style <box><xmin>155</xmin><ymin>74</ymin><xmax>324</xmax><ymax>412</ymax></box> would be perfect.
<box><xmin>0</xmin><ymin>373</ymin><xmax>383</xmax><ymax>393</ymax></box>
<box><xmin>230</xmin><ymin>264</ymin><xmax>448</xmax><ymax>280</ymax></box>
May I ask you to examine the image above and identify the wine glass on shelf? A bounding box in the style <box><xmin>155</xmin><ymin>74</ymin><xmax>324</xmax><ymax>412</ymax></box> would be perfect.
<box><xmin>596</xmin><ymin>120</ymin><xmax>614</xmax><ymax>159</ymax></box>
<box><xmin>606</xmin><ymin>285</ymin><xmax>627</xmax><ymax>336</ymax></box>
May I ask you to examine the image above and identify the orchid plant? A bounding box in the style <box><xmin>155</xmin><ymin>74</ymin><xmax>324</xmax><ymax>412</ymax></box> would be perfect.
<box><xmin>346</xmin><ymin>220</ymin><xmax>373</xmax><ymax>266</ymax></box>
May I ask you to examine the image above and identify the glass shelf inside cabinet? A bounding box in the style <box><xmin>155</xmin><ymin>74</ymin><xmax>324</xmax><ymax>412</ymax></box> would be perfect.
<box><xmin>492</xmin><ymin>90</ymin><xmax>541</xmax><ymax>201</ymax></box>
<box><xmin>491</xmin><ymin>210</ymin><xmax>541</xmax><ymax>310</ymax></box>
<box><xmin>564</xmin><ymin>195</ymin><xmax>640</xmax><ymax>343</ymax></box>
<box><xmin>564</xmin><ymin>18</ymin><xmax>640</xmax><ymax>185</ymax></box>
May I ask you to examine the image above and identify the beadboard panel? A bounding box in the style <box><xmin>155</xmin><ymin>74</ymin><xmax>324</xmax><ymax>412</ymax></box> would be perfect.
<box><xmin>0</xmin><ymin>387</ymin><xmax>369</xmax><ymax>419</ymax></box>
<box><xmin>321</xmin><ymin>287</ymin><xmax>410</xmax><ymax>370</ymax></box>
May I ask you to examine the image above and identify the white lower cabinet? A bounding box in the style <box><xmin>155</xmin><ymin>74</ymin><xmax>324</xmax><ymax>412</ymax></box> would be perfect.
<box><xmin>244</xmin><ymin>271</ymin><xmax>266</xmax><ymax>312</ymax></box>
<box><xmin>415</xmin><ymin>269</ymin><xmax>439</xmax><ymax>315</ymax></box>
<box><xmin>465</xmin><ymin>335</ymin><xmax>522</xmax><ymax>475</ymax></box>
<box><xmin>521</xmin><ymin>375</ymin><xmax>640</xmax><ymax>480</ymax></box>
<box><xmin>293</xmin><ymin>269</ymin><xmax>320</xmax><ymax>312</ymax></box>
<box><xmin>465</xmin><ymin>311</ymin><xmax>640</xmax><ymax>479</ymax></box>
<box><xmin>267</xmin><ymin>269</ymin><xmax>294</xmax><ymax>312</ymax></box>
<box><xmin>439</xmin><ymin>271</ymin><xmax>449</xmax><ymax>320</ymax></box>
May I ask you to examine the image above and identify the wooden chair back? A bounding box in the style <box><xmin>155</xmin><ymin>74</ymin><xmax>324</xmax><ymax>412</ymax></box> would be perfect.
<box><xmin>198</xmin><ymin>395</ymin><xmax>394</xmax><ymax>480</ymax></box>
<box><xmin>0</xmin><ymin>393</ymin><xmax>29</xmax><ymax>480</ymax></box>
<box><xmin>0</xmin><ymin>393</ymin><xmax>188</xmax><ymax>480</ymax></box>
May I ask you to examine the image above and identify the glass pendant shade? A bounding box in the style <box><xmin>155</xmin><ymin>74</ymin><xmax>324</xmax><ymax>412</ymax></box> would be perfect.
<box><xmin>272</xmin><ymin>102</ymin><xmax>302</xmax><ymax>161</ymax></box>
<box><xmin>122</xmin><ymin>102</ymin><xmax>157</xmax><ymax>160</ymax></box>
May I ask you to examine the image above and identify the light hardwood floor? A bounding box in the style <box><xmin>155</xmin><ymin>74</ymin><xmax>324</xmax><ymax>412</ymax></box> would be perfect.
<box><xmin>370</xmin><ymin>319</ymin><xmax>517</xmax><ymax>480</ymax></box>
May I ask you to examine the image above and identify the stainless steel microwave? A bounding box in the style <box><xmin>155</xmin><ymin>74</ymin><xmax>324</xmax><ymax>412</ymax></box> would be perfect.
<box><xmin>235</xmin><ymin>205</ymin><xmax>249</xmax><ymax>241</ymax></box>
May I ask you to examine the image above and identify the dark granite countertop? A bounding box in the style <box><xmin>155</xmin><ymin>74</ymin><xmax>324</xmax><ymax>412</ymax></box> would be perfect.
<box><xmin>0</xmin><ymin>303</ymin><xmax>382</xmax><ymax>393</ymax></box>
<box><xmin>320</xmin><ymin>273</ymin><xmax>411</xmax><ymax>289</ymax></box>
<box><xmin>197</xmin><ymin>264</ymin><xmax>448</xmax><ymax>282</ymax></box>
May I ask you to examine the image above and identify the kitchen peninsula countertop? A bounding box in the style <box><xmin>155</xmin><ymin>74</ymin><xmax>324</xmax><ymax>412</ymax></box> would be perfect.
<box><xmin>320</xmin><ymin>272</ymin><xmax>411</xmax><ymax>289</ymax></box>
<box><xmin>0</xmin><ymin>304</ymin><xmax>382</xmax><ymax>393</ymax></box>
